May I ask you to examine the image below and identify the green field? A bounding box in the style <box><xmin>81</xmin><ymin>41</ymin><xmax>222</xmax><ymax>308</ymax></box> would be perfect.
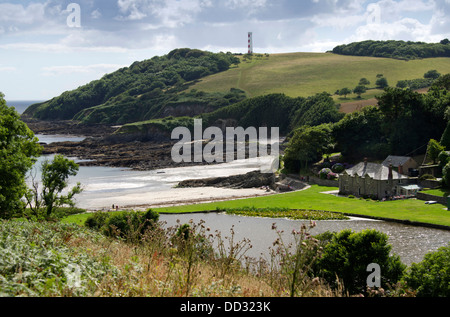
<box><xmin>191</xmin><ymin>53</ymin><xmax>450</xmax><ymax>100</ymax></box>
<box><xmin>152</xmin><ymin>185</ymin><xmax>450</xmax><ymax>228</ymax></box>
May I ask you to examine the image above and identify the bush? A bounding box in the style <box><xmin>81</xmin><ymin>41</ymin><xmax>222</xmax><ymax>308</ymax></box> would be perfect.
<box><xmin>403</xmin><ymin>243</ymin><xmax>450</xmax><ymax>297</ymax></box>
<box><xmin>442</xmin><ymin>162</ymin><xmax>450</xmax><ymax>187</ymax></box>
<box><xmin>319</xmin><ymin>168</ymin><xmax>332</xmax><ymax>179</ymax></box>
<box><xmin>419</xmin><ymin>174</ymin><xmax>436</xmax><ymax>181</ymax></box>
<box><xmin>332</xmin><ymin>163</ymin><xmax>345</xmax><ymax>173</ymax></box>
<box><xmin>85</xmin><ymin>211</ymin><xmax>111</xmax><ymax>231</ymax></box>
<box><xmin>101</xmin><ymin>209</ymin><xmax>159</xmax><ymax>240</ymax></box>
<box><xmin>314</xmin><ymin>229</ymin><xmax>406</xmax><ymax>295</ymax></box>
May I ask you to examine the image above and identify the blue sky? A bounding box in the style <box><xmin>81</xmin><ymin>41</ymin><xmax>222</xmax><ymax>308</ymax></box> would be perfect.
<box><xmin>0</xmin><ymin>0</ymin><xmax>449</xmax><ymax>100</ymax></box>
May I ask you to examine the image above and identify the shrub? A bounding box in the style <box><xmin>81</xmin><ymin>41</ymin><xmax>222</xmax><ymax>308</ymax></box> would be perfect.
<box><xmin>85</xmin><ymin>211</ymin><xmax>111</xmax><ymax>231</ymax></box>
<box><xmin>442</xmin><ymin>162</ymin><xmax>450</xmax><ymax>187</ymax></box>
<box><xmin>319</xmin><ymin>168</ymin><xmax>332</xmax><ymax>179</ymax></box>
<box><xmin>403</xmin><ymin>243</ymin><xmax>450</xmax><ymax>297</ymax></box>
<box><xmin>332</xmin><ymin>163</ymin><xmax>345</xmax><ymax>173</ymax></box>
<box><xmin>419</xmin><ymin>174</ymin><xmax>436</xmax><ymax>181</ymax></box>
<box><xmin>438</xmin><ymin>151</ymin><xmax>450</xmax><ymax>168</ymax></box>
<box><xmin>103</xmin><ymin>209</ymin><xmax>159</xmax><ymax>240</ymax></box>
<box><xmin>314</xmin><ymin>229</ymin><xmax>406</xmax><ymax>295</ymax></box>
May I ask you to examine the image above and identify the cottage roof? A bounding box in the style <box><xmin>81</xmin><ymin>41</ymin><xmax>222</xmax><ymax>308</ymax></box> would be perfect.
<box><xmin>382</xmin><ymin>155</ymin><xmax>416</xmax><ymax>167</ymax></box>
<box><xmin>344</xmin><ymin>162</ymin><xmax>409</xmax><ymax>180</ymax></box>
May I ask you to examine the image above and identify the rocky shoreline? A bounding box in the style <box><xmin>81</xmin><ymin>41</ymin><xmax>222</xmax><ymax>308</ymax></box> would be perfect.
<box><xmin>24</xmin><ymin>119</ymin><xmax>214</xmax><ymax>171</ymax></box>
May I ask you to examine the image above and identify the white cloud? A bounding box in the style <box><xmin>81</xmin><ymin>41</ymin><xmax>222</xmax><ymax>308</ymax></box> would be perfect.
<box><xmin>0</xmin><ymin>66</ymin><xmax>17</xmax><ymax>72</ymax></box>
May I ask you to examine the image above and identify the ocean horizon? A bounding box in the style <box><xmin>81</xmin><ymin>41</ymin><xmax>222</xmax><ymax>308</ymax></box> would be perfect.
<box><xmin>6</xmin><ymin>100</ymin><xmax>44</xmax><ymax>114</ymax></box>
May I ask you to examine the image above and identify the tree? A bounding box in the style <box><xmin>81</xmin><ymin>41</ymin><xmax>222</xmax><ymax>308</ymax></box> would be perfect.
<box><xmin>26</xmin><ymin>154</ymin><xmax>83</xmax><ymax>218</ymax></box>
<box><xmin>376</xmin><ymin>77</ymin><xmax>389</xmax><ymax>89</ymax></box>
<box><xmin>315</xmin><ymin>229</ymin><xmax>406</xmax><ymax>295</ymax></box>
<box><xmin>443</xmin><ymin>162</ymin><xmax>450</xmax><ymax>187</ymax></box>
<box><xmin>426</xmin><ymin>139</ymin><xmax>445</xmax><ymax>164</ymax></box>
<box><xmin>283</xmin><ymin>124</ymin><xmax>334</xmax><ymax>173</ymax></box>
<box><xmin>424</xmin><ymin>70</ymin><xmax>441</xmax><ymax>80</ymax></box>
<box><xmin>403</xmin><ymin>243</ymin><xmax>450</xmax><ymax>297</ymax></box>
<box><xmin>359</xmin><ymin>78</ymin><xmax>370</xmax><ymax>86</ymax></box>
<box><xmin>338</xmin><ymin>88</ymin><xmax>352</xmax><ymax>98</ymax></box>
<box><xmin>0</xmin><ymin>93</ymin><xmax>42</xmax><ymax>219</ymax></box>
<box><xmin>332</xmin><ymin>106</ymin><xmax>387</xmax><ymax>160</ymax></box>
<box><xmin>353</xmin><ymin>85</ymin><xmax>367</xmax><ymax>98</ymax></box>
<box><xmin>396</xmin><ymin>80</ymin><xmax>408</xmax><ymax>88</ymax></box>
<box><xmin>440</xmin><ymin>121</ymin><xmax>450</xmax><ymax>149</ymax></box>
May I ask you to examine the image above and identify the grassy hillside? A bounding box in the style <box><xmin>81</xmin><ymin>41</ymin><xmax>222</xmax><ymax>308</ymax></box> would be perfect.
<box><xmin>191</xmin><ymin>52</ymin><xmax>450</xmax><ymax>101</ymax></box>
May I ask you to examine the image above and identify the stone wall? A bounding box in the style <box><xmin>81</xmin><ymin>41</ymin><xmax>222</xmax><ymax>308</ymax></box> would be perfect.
<box><xmin>416</xmin><ymin>192</ymin><xmax>447</xmax><ymax>205</ymax></box>
<box><xmin>418</xmin><ymin>179</ymin><xmax>441</xmax><ymax>189</ymax></box>
<box><xmin>308</xmin><ymin>176</ymin><xmax>339</xmax><ymax>187</ymax></box>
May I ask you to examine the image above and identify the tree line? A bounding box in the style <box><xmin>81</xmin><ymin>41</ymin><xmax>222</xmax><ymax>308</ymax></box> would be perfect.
<box><xmin>332</xmin><ymin>39</ymin><xmax>450</xmax><ymax>60</ymax></box>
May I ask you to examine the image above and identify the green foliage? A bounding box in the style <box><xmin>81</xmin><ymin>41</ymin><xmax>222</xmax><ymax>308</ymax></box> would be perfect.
<box><xmin>94</xmin><ymin>209</ymin><xmax>160</xmax><ymax>241</ymax></box>
<box><xmin>283</xmin><ymin>124</ymin><xmax>334</xmax><ymax>173</ymax></box>
<box><xmin>332</xmin><ymin>106</ymin><xmax>388</xmax><ymax>160</ymax></box>
<box><xmin>33</xmin><ymin>155</ymin><xmax>82</xmax><ymax>217</ymax></box>
<box><xmin>376</xmin><ymin>87</ymin><xmax>447</xmax><ymax>156</ymax></box>
<box><xmin>426</xmin><ymin>139</ymin><xmax>445</xmax><ymax>164</ymax></box>
<box><xmin>0</xmin><ymin>93</ymin><xmax>42</xmax><ymax>219</ymax></box>
<box><xmin>403</xmin><ymin>243</ymin><xmax>450</xmax><ymax>297</ymax></box>
<box><xmin>337</xmin><ymin>88</ymin><xmax>352</xmax><ymax>98</ymax></box>
<box><xmin>442</xmin><ymin>162</ymin><xmax>450</xmax><ymax>187</ymax></box>
<box><xmin>396</xmin><ymin>78</ymin><xmax>435</xmax><ymax>90</ymax></box>
<box><xmin>201</xmin><ymin>92</ymin><xmax>343</xmax><ymax>136</ymax></box>
<box><xmin>440</xmin><ymin>121</ymin><xmax>450</xmax><ymax>149</ymax></box>
<box><xmin>0</xmin><ymin>220</ymin><xmax>119</xmax><ymax>296</ymax></box>
<box><xmin>223</xmin><ymin>207</ymin><xmax>349</xmax><ymax>220</ymax></box>
<box><xmin>424</xmin><ymin>70</ymin><xmax>441</xmax><ymax>80</ymax></box>
<box><xmin>359</xmin><ymin>78</ymin><xmax>370</xmax><ymax>86</ymax></box>
<box><xmin>438</xmin><ymin>151</ymin><xmax>450</xmax><ymax>168</ymax></box>
<box><xmin>375</xmin><ymin>77</ymin><xmax>389</xmax><ymax>88</ymax></box>
<box><xmin>24</xmin><ymin>49</ymin><xmax>242</xmax><ymax>124</ymax></box>
<box><xmin>314</xmin><ymin>229</ymin><xmax>406</xmax><ymax>295</ymax></box>
<box><xmin>353</xmin><ymin>85</ymin><xmax>367</xmax><ymax>97</ymax></box>
<box><xmin>333</xmin><ymin>40</ymin><xmax>450</xmax><ymax>60</ymax></box>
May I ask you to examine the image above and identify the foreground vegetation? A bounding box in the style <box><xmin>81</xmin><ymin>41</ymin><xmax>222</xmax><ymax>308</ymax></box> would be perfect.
<box><xmin>2</xmin><ymin>210</ymin><xmax>449</xmax><ymax>297</ymax></box>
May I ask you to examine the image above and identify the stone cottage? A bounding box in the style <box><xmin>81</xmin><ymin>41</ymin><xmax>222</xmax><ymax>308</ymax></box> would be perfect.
<box><xmin>339</xmin><ymin>160</ymin><xmax>410</xmax><ymax>200</ymax></box>
<box><xmin>382</xmin><ymin>155</ymin><xmax>419</xmax><ymax>176</ymax></box>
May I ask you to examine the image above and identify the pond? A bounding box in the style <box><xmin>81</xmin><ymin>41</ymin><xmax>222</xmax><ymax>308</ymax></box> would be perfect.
<box><xmin>159</xmin><ymin>212</ymin><xmax>450</xmax><ymax>267</ymax></box>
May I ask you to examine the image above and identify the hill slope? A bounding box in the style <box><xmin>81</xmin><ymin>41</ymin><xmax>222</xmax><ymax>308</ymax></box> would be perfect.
<box><xmin>23</xmin><ymin>49</ymin><xmax>244</xmax><ymax>125</ymax></box>
<box><xmin>191</xmin><ymin>52</ymin><xmax>450</xmax><ymax>100</ymax></box>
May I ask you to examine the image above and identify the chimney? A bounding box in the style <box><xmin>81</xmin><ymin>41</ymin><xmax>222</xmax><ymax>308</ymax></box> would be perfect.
<box><xmin>398</xmin><ymin>164</ymin><xmax>404</xmax><ymax>175</ymax></box>
<box><xmin>388</xmin><ymin>164</ymin><xmax>393</xmax><ymax>181</ymax></box>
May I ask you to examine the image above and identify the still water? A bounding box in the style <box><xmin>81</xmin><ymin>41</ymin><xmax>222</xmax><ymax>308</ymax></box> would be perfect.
<box><xmin>159</xmin><ymin>212</ymin><xmax>450</xmax><ymax>267</ymax></box>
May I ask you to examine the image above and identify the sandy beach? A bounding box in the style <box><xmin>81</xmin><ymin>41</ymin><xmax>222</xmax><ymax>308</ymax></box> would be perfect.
<box><xmin>92</xmin><ymin>186</ymin><xmax>276</xmax><ymax>211</ymax></box>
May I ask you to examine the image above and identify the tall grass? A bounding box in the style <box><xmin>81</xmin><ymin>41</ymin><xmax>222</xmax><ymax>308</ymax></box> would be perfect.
<box><xmin>0</xmin><ymin>218</ymin><xmax>343</xmax><ymax>297</ymax></box>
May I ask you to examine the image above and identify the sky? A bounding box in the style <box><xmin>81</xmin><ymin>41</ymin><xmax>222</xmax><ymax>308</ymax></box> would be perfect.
<box><xmin>0</xmin><ymin>0</ymin><xmax>449</xmax><ymax>100</ymax></box>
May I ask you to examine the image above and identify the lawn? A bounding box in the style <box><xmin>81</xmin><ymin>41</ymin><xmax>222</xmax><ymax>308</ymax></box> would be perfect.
<box><xmin>153</xmin><ymin>185</ymin><xmax>450</xmax><ymax>228</ymax></box>
<box><xmin>422</xmin><ymin>188</ymin><xmax>450</xmax><ymax>198</ymax></box>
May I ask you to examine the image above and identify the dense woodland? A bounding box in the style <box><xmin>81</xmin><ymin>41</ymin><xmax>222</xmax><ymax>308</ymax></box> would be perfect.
<box><xmin>284</xmin><ymin>74</ymin><xmax>450</xmax><ymax>172</ymax></box>
<box><xmin>333</xmin><ymin>39</ymin><xmax>450</xmax><ymax>60</ymax></box>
